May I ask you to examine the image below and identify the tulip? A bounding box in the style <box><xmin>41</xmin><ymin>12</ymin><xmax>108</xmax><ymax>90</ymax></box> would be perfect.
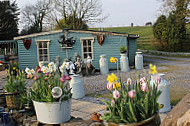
<box><xmin>127</xmin><ymin>78</ymin><xmax>132</xmax><ymax>85</ymax></box>
<box><xmin>60</xmin><ymin>76</ymin><xmax>66</xmax><ymax>83</ymax></box>
<box><xmin>113</xmin><ymin>90</ymin><xmax>120</xmax><ymax>99</ymax></box>
<box><xmin>141</xmin><ymin>83</ymin><xmax>148</xmax><ymax>92</ymax></box>
<box><xmin>33</xmin><ymin>76</ymin><xmax>38</xmax><ymax>81</ymax></box>
<box><xmin>128</xmin><ymin>90</ymin><xmax>136</xmax><ymax>98</ymax></box>
<box><xmin>45</xmin><ymin>73</ymin><xmax>49</xmax><ymax>77</ymax></box>
<box><xmin>111</xmin><ymin>99</ymin><xmax>115</xmax><ymax>107</ymax></box>
<box><xmin>45</xmin><ymin>77</ymin><xmax>48</xmax><ymax>81</ymax></box>
<box><xmin>107</xmin><ymin>82</ymin><xmax>113</xmax><ymax>91</ymax></box>
<box><xmin>155</xmin><ymin>76</ymin><xmax>161</xmax><ymax>85</ymax></box>
<box><xmin>65</xmin><ymin>76</ymin><xmax>71</xmax><ymax>80</ymax></box>
<box><xmin>139</xmin><ymin>77</ymin><xmax>146</xmax><ymax>85</ymax></box>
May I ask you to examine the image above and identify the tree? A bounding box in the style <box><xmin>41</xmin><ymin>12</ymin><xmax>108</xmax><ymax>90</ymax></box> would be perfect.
<box><xmin>153</xmin><ymin>15</ymin><xmax>168</xmax><ymax>50</ymax></box>
<box><xmin>21</xmin><ymin>0</ymin><xmax>53</xmax><ymax>35</ymax></box>
<box><xmin>0</xmin><ymin>1</ymin><xmax>19</xmax><ymax>40</ymax></box>
<box><xmin>153</xmin><ymin>0</ymin><xmax>189</xmax><ymax>51</ymax></box>
<box><xmin>55</xmin><ymin>15</ymin><xmax>88</xmax><ymax>30</ymax></box>
<box><xmin>53</xmin><ymin>0</ymin><xmax>105</xmax><ymax>29</ymax></box>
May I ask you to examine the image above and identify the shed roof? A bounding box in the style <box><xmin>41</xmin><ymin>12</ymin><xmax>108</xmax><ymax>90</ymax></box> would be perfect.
<box><xmin>14</xmin><ymin>29</ymin><xmax>139</xmax><ymax>40</ymax></box>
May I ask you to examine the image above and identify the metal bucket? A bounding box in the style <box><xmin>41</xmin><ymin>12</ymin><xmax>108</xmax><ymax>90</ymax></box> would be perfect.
<box><xmin>33</xmin><ymin>99</ymin><xmax>71</xmax><ymax>124</ymax></box>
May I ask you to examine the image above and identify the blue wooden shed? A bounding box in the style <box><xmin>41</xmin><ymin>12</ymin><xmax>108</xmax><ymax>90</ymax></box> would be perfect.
<box><xmin>14</xmin><ymin>29</ymin><xmax>139</xmax><ymax>70</ymax></box>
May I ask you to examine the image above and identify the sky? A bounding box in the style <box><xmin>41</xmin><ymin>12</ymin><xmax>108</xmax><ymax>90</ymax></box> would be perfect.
<box><xmin>16</xmin><ymin>0</ymin><xmax>162</xmax><ymax>28</ymax></box>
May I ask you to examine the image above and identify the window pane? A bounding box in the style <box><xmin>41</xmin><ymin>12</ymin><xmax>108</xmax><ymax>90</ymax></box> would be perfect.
<box><xmin>83</xmin><ymin>40</ymin><xmax>86</xmax><ymax>46</ymax></box>
<box><xmin>88</xmin><ymin>40</ymin><xmax>91</xmax><ymax>46</ymax></box>
<box><xmin>89</xmin><ymin>53</ymin><xmax>92</xmax><ymax>58</ymax></box>
<box><xmin>84</xmin><ymin>54</ymin><xmax>87</xmax><ymax>59</ymax></box>
<box><xmin>43</xmin><ymin>49</ymin><xmax>48</xmax><ymax>54</ymax></box>
<box><xmin>44</xmin><ymin>56</ymin><xmax>48</xmax><ymax>61</ymax></box>
<box><xmin>39</xmin><ymin>42</ymin><xmax>42</xmax><ymax>48</ymax></box>
<box><xmin>43</xmin><ymin>42</ymin><xmax>47</xmax><ymax>48</ymax></box>
<box><xmin>39</xmin><ymin>49</ymin><xmax>43</xmax><ymax>55</ymax></box>
<box><xmin>39</xmin><ymin>56</ymin><xmax>43</xmax><ymax>61</ymax></box>
<box><xmin>88</xmin><ymin>47</ymin><xmax>91</xmax><ymax>52</ymax></box>
<box><xmin>84</xmin><ymin>47</ymin><xmax>88</xmax><ymax>52</ymax></box>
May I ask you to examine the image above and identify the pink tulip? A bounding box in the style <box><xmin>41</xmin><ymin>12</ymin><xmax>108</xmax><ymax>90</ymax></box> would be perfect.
<box><xmin>128</xmin><ymin>90</ymin><xmax>136</xmax><ymax>98</ymax></box>
<box><xmin>139</xmin><ymin>77</ymin><xmax>146</xmax><ymax>85</ymax></box>
<box><xmin>65</xmin><ymin>76</ymin><xmax>71</xmax><ymax>80</ymax></box>
<box><xmin>111</xmin><ymin>99</ymin><xmax>115</xmax><ymax>107</ymax></box>
<box><xmin>45</xmin><ymin>77</ymin><xmax>48</xmax><ymax>81</ymax></box>
<box><xmin>113</xmin><ymin>90</ymin><xmax>120</xmax><ymax>99</ymax></box>
<box><xmin>155</xmin><ymin>76</ymin><xmax>161</xmax><ymax>85</ymax></box>
<box><xmin>141</xmin><ymin>83</ymin><xmax>148</xmax><ymax>92</ymax></box>
<box><xmin>37</xmin><ymin>68</ymin><xmax>41</xmax><ymax>73</ymax></box>
<box><xmin>127</xmin><ymin>78</ymin><xmax>132</xmax><ymax>85</ymax></box>
<box><xmin>60</xmin><ymin>76</ymin><xmax>66</xmax><ymax>83</ymax></box>
<box><xmin>107</xmin><ymin>82</ymin><xmax>113</xmax><ymax>90</ymax></box>
<box><xmin>45</xmin><ymin>73</ymin><xmax>49</xmax><ymax>77</ymax></box>
<box><xmin>33</xmin><ymin>76</ymin><xmax>38</xmax><ymax>81</ymax></box>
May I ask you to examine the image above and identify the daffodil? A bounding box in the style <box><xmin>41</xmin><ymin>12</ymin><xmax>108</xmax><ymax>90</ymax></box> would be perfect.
<box><xmin>107</xmin><ymin>73</ymin><xmax>118</xmax><ymax>83</ymax></box>
<box><xmin>110</xmin><ymin>57</ymin><xmax>118</xmax><ymax>63</ymax></box>
<box><xmin>113</xmin><ymin>82</ymin><xmax>121</xmax><ymax>90</ymax></box>
<box><xmin>149</xmin><ymin>64</ymin><xmax>157</xmax><ymax>75</ymax></box>
<box><xmin>13</xmin><ymin>67</ymin><xmax>16</xmax><ymax>70</ymax></box>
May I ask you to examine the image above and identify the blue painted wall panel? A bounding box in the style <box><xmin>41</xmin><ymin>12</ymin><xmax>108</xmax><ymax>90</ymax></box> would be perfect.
<box><xmin>17</xmin><ymin>31</ymin><xmax>137</xmax><ymax>70</ymax></box>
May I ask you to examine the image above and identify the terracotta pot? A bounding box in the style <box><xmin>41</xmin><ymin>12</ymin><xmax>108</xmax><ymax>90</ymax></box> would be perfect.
<box><xmin>108</xmin><ymin>114</ymin><xmax>161</xmax><ymax>126</ymax></box>
<box><xmin>4</xmin><ymin>92</ymin><xmax>20</xmax><ymax>109</ymax></box>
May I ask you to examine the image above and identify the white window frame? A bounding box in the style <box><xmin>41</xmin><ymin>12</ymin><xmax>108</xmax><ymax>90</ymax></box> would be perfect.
<box><xmin>35</xmin><ymin>40</ymin><xmax>50</xmax><ymax>63</ymax></box>
<box><xmin>80</xmin><ymin>37</ymin><xmax>94</xmax><ymax>60</ymax></box>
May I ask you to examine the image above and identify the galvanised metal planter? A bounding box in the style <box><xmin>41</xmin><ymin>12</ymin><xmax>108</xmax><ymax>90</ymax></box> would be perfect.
<box><xmin>33</xmin><ymin>99</ymin><xmax>71</xmax><ymax>124</ymax></box>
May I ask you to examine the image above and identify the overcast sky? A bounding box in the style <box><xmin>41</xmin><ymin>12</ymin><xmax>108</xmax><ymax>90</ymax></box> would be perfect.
<box><xmin>16</xmin><ymin>0</ymin><xmax>162</xmax><ymax>28</ymax></box>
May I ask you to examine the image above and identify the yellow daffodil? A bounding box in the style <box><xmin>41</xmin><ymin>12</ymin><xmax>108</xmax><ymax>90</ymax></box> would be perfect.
<box><xmin>13</xmin><ymin>67</ymin><xmax>16</xmax><ymax>70</ymax></box>
<box><xmin>149</xmin><ymin>64</ymin><xmax>157</xmax><ymax>75</ymax></box>
<box><xmin>107</xmin><ymin>73</ymin><xmax>118</xmax><ymax>83</ymax></box>
<box><xmin>110</xmin><ymin>57</ymin><xmax>118</xmax><ymax>63</ymax></box>
<box><xmin>113</xmin><ymin>82</ymin><xmax>121</xmax><ymax>90</ymax></box>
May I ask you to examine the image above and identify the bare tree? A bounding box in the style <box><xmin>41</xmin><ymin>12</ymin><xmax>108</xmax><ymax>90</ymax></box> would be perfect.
<box><xmin>53</xmin><ymin>0</ymin><xmax>106</xmax><ymax>29</ymax></box>
<box><xmin>21</xmin><ymin>0</ymin><xmax>53</xmax><ymax>34</ymax></box>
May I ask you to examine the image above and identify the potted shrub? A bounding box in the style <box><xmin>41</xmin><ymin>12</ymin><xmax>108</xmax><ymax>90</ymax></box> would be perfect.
<box><xmin>26</xmin><ymin>62</ymin><xmax>72</xmax><ymax>124</ymax></box>
<box><xmin>120</xmin><ymin>45</ymin><xmax>127</xmax><ymax>54</ymax></box>
<box><xmin>100</xmin><ymin>57</ymin><xmax>162</xmax><ymax>126</ymax></box>
<box><xmin>4</xmin><ymin>71</ymin><xmax>26</xmax><ymax>109</ymax></box>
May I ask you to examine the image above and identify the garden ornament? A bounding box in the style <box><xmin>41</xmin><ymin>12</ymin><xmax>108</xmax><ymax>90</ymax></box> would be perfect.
<box><xmin>52</xmin><ymin>87</ymin><xmax>63</xmax><ymax>99</ymax></box>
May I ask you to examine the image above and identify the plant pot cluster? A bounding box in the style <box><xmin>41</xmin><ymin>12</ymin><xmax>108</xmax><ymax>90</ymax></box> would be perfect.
<box><xmin>1</xmin><ymin>61</ymin><xmax>72</xmax><ymax>125</ymax></box>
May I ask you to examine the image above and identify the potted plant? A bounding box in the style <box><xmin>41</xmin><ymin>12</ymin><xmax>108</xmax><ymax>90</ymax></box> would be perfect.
<box><xmin>4</xmin><ymin>71</ymin><xmax>26</xmax><ymax>109</ymax></box>
<box><xmin>120</xmin><ymin>45</ymin><xmax>127</xmax><ymax>54</ymax></box>
<box><xmin>25</xmin><ymin>62</ymin><xmax>72</xmax><ymax>124</ymax></box>
<box><xmin>100</xmin><ymin>57</ymin><xmax>162</xmax><ymax>126</ymax></box>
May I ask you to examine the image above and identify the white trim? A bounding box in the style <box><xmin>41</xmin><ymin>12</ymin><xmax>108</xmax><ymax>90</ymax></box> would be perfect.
<box><xmin>14</xmin><ymin>30</ymin><xmax>62</xmax><ymax>40</ymax></box>
<box><xmin>80</xmin><ymin>37</ymin><xmax>94</xmax><ymax>60</ymax></box>
<box><xmin>35</xmin><ymin>40</ymin><xmax>50</xmax><ymax>63</ymax></box>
